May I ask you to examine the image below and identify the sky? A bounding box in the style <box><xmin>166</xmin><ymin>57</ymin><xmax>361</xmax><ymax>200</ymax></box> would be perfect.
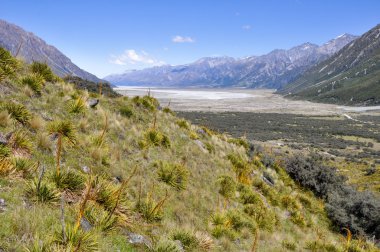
<box><xmin>1</xmin><ymin>0</ymin><xmax>380</xmax><ymax>78</ymax></box>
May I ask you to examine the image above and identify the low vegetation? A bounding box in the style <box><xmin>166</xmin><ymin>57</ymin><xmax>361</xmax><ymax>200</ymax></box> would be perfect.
<box><xmin>0</xmin><ymin>47</ymin><xmax>379</xmax><ymax>251</ymax></box>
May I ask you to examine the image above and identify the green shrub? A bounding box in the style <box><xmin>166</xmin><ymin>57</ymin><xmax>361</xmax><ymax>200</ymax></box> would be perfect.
<box><xmin>282</xmin><ymin>240</ymin><xmax>297</xmax><ymax>251</ymax></box>
<box><xmin>285</xmin><ymin>154</ymin><xmax>380</xmax><ymax>238</ymax></box>
<box><xmin>30</xmin><ymin>62</ymin><xmax>56</xmax><ymax>82</ymax></box>
<box><xmin>54</xmin><ymin>224</ymin><xmax>98</xmax><ymax>251</ymax></box>
<box><xmin>25</xmin><ymin>180</ymin><xmax>59</xmax><ymax>203</ymax></box>
<box><xmin>176</xmin><ymin>119</ymin><xmax>190</xmax><ymax>130</ymax></box>
<box><xmin>1</xmin><ymin>101</ymin><xmax>31</xmax><ymax>125</ymax></box>
<box><xmin>156</xmin><ymin>161</ymin><xmax>189</xmax><ymax>190</ymax></box>
<box><xmin>143</xmin><ymin>129</ymin><xmax>171</xmax><ymax>148</ymax></box>
<box><xmin>171</xmin><ymin>230</ymin><xmax>197</xmax><ymax>250</ymax></box>
<box><xmin>162</xmin><ymin>107</ymin><xmax>174</xmax><ymax>115</ymax></box>
<box><xmin>227</xmin><ymin>137</ymin><xmax>249</xmax><ymax>150</ymax></box>
<box><xmin>52</xmin><ymin>170</ymin><xmax>85</xmax><ymax>191</ymax></box>
<box><xmin>119</xmin><ymin>105</ymin><xmax>134</xmax><ymax>118</ymax></box>
<box><xmin>20</xmin><ymin>73</ymin><xmax>44</xmax><ymax>94</ymax></box>
<box><xmin>217</xmin><ymin>175</ymin><xmax>236</xmax><ymax>199</ymax></box>
<box><xmin>153</xmin><ymin>240</ymin><xmax>181</xmax><ymax>252</ymax></box>
<box><xmin>238</xmin><ymin>184</ymin><xmax>262</xmax><ymax>205</ymax></box>
<box><xmin>0</xmin><ymin>145</ymin><xmax>11</xmax><ymax>158</ymax></box>
<box><xmin>84</xmin><ymin>203</ymin><xmax>118</xmax><ymax>232</ymax></box>
<box><xmin>0</xmin><ymin>47</ymin><xmax>20</xmax><ymax>81</ymax></box>
<box><xmin>68</xmin><ymin>97</ymin><xmax>86</xmax><ymax>114</ymax></box>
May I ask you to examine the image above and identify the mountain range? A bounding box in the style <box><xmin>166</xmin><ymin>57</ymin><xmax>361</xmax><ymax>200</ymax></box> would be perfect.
<box><xmin>105</xmin><ymin>34</ymin><xmax>357</xmax><ymax>89</ymax></box>
<box><xmin>279</xmin><ymin>24</ymin><xmax>380</xmax><ymax>106</ymax></box>
<box><xmin>0</xmin><ymin>19</ymin><xmax>101</xmax><ymax>82</ymax></box>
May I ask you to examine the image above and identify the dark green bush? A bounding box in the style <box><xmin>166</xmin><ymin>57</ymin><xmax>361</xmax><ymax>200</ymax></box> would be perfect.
<box><xmin>119</xmin><ymin>105</ymin><xmax>134</xmax><ymax>118</ymax></box>
<box><xmin>30</xmin><ymin>62</ymin><xmax>56</xmax><ymax>82</ymax></box>
<box><xmin>0</xmin><ymin>47</ymin><xmax>19</xmax><ymax>81</ymax></box>
<box><xmin>285</xmin><ymin>154</ymin><xmax>380</xmax><ymax>238</ymax></box>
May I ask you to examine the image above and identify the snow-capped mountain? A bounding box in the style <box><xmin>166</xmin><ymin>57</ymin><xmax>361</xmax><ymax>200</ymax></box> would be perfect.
<box><xmin>105</xmin><ymin>34</ymin><xmax>358</xmax><ymax>88</ymax></box>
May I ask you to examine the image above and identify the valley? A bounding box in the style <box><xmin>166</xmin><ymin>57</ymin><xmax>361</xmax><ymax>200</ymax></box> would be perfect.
<box><xmin>117</xmin><ymin>87</ymin><xmax>380</xmax><ymax>193</ymax></box>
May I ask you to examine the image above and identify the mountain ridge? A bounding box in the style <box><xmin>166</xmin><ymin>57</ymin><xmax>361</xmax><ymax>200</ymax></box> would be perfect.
<box><xmin>279</xmin><ymin>24</ymin><xmax>380</xmax><ymax>105</ymax></box>
<box><xmin>105</xmin><ymin>34</ymin><xmax>358</xmax><ymax>88</ymax></box>
<box><xmin>0</xmin><ymin>19</ymin><xmax>102</xmax><ymax>82</ymax></box>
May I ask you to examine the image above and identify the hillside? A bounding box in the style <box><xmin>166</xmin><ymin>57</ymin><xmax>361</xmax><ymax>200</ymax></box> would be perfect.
<box><xmin>105</xmin><ymin>34</ymin><xmax>357</xmax><ymax>89</ymax></box>
<box><xmin>280</xmin><ymin>24</ymin><xmax>380</xmax><ymax>106</ymax></box>
<box><xmin>0</xmin><ymin>47</ymin><xmax>379</xmax><ymax>251</ymax></box>
<box><xmin>0</xmin><ymin>19</ymin><xmax>102</xmax><ymax>83</ymax></box>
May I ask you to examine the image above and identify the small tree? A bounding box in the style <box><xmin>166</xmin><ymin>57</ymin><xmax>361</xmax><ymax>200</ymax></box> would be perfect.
<box><xmin>48</xmin><ymin>120</ymin><xmax>76</xmax><ymax>175</ymax></box>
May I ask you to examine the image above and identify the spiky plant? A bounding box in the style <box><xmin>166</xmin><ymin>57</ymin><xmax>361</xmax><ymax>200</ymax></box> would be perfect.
<box><xmin>0</xmin><ymin>158</ymin><xmax>15</xmax><ymax>176</ymax></box>
<box><xmin>20</xmin><ymin>73</ymin><xmax>45</xmax><ymax>95</ymax></box>
<box><xmin>1</xmin><ymin>101</ymin><xmax>31</xmax><ymax>125</ymax></box>
<box><xmin>227</xmin><ymin>153</ymin><xmax>251</xmax><ymax>184</ymax></box>
<box><xmin>156</xmin><ymin>161</ymin><xmax>189</xmax><ymax>190</ymax></box>
<box><xmin>54</xmin><ymin>224</ymin><xmax>98</xmax><ymax>252</ymax></box>
<box><xmin>144</xmin><ymin>129</ymin><xmax>171</xmax><ymax>148</ymax></box>
<box><xmin>0</xmin><ymin>145</ymin><xmax>11</xmax><ymax>158</ymax></box>
<box><xmin>152</xmin><ymin>240</ymin><xmax>181</xmax><ymax>252</ymax></box>
<box><xmin>47</xmin><ymin>120</ymin><xmax>77</xmax><ymax>176</ymax></box>
<box><xmin>0</xmin><ymin>47</ymin><xmax>20</xmax><ymax>81</ymax></box>
<box><xmin>137</xmin><ymin>190</ymin><xmax>169</xmax><ymax>223</ymax></box>
<box><xmin>25</xmin><ymin>179</ymin><xmax>59</xmax><ymax>203</ymax></box>
<box><xmin>171</xmin><ymin>230</ymin><xmax>197</xmax><ymax>250</ymax></box>
<box><xmin>52</xmin><ymin>170</ymin><xmax>85</xmax><ymax>191</ymax></box>
<box><xmin>195</xmin><ymin>232</ymin><xmax>214</xmax><ymax>251</ymax></box>
<box><xmin>119</xmin><ymin>105</ymin><xmax>134</xmax><ymax>118</ymax></box>
<box><xmin>176</xmin><ymin>119</ymin><xmax>190</xmax><ymax>130</ymax></box>
<box><xmin>217</xmin><ymin>175</ymin><xmax>236</xmax><ymax>201</ymax></box>
<box><xmin>13</xmin><ymin>157</ymin><xmax>35</xmax><ymax>178</ymax></box>
<box><xmin>8</xmin><ymin>130</ymin><xmax>33</xmax><ymax>152</ymax></box>
<box><xmin>84</xmin><ymin>203</ymin><xmax>118</xmax><ymax>232</ymax></box>
<box><xmin>68</xmin><ymin>97</ymin><xmax>86</xmax><ymax>114</ymax></box>
<box><xmin>30</xmin><ymin>62</ymin><xmax>56</xmax><ymax>82</ymax></box>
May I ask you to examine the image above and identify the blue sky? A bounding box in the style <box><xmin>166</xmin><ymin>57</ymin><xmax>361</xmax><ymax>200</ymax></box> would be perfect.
<box><xmin>1</xmin><ymin>0</ymin><xmax>379</xmax><ymax>78</ymax></box>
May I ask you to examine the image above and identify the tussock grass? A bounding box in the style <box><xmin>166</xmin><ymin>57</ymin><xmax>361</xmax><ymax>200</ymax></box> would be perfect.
<box><xmin>30</xmin><ymin>62</ymin><xmax>56</xmax><ymax>82</ymax></box>
<box><xmin>156</xmin><ymin>161</ymin><xmax>189</xmax><ymax>190</ymax></box>
<box><xmin>20</xmin><ymin>73</ymin><xmax>44</xmax><ymax>95</ymax></box>
<box><xmin>1</xmin><ymin>101</ymin><xmax>31</xmax><ymax>125</ymax></box>
<box><xmin>0</xmin><ymin>47</ymin><xmax>20</xmax><ymax>81</ymax></box>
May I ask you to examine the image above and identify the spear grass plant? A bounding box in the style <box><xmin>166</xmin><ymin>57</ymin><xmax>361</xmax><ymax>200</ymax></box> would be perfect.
<box><xmin>47</xmin><ymin>120</ymin><xmax>77</xmax><ymax>176</ymax></box>
<box><xmin>0</xmin><ymin>47</ymin><xmax>20</xmax><ymax>81</ymax></box>
<box><xmin>20</xmin><ymin>73</ymin><xmax>44</xmax><ymax>95</ymax></box>
<box><xmin>30</xmin><ymin>62</ymin><xmax>56</xmax><ymax>82</ymax></box>
<box><xmin>156</xmin><ymin>161</ymin><xmax>189</xmax><ymax>190</ymax></box>
<box><xmin>1</xmin><ymin>101</ymin><xmax>31</xmax><ymax>125</ymax></box>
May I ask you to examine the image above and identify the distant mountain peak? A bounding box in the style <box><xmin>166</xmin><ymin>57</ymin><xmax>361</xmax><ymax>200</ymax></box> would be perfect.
<box><xmin>0</xmin><ymin>19</ymin><xmax>102</xmax><ymax>82</ymax></box>
<box><xmin>105</xmin><ymin>34</ymin><xmax>356</xmax><ymax>89</ymax></box>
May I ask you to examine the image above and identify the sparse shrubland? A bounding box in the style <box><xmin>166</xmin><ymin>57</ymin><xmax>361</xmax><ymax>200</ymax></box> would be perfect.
<box><xmin>0</xmin><ymin>47</ymin><xmax>379</xmax><ymax>251</ymax></box>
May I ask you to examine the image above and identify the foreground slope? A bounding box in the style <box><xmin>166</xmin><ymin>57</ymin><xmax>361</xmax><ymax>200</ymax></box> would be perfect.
<box><xmin>280</xmin><ymin>24</ymin><xmax>380</xmax><ymax>105</ymax></box>
<box><xmin>105</xmin><ymin>35</ymin><xmax>356</xmax><ymax>89</ymax></box>
<box><xmin>0</xmin><ymin>19</ymin><xmax>102</xmax><ymax>82</ymax></box>
<box><xmin>0</xmin><ymin>48</ymin><xmax>378</xmax><ymax>251</ymax></box>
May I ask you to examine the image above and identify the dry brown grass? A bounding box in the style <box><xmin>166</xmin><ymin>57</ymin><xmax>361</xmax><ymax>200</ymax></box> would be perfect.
<box><xmin>29</xmin><ymin>115</ymin><xmax>45</xmax><ymax>131</ymax></box>
<box><xmin>0</xmin><ymin>110</ymin><xmax>11</xmax><ymax>127</ymax></box>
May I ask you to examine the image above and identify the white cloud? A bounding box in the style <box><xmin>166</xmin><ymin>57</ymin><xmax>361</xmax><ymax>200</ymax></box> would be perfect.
<box><xmin>109</xmin><ymin>49</ymin><xmax>165</xmax><ymax>67</ymax></box>
<box><xmin>172</xmin><ymin>35</ymin><xmax>195</xmax><ymax>43</ymax></box>
<box><xmin>242</xmin><ymin>25</ymin><xmax>251</xmax><ymax>30</ymax></box>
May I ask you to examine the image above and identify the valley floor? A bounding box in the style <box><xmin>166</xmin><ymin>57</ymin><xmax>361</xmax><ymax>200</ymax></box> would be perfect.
<box><xmin>115</xmin><ymin>87</ymin><xmax>380</xmax><ymax>115</ymax></box>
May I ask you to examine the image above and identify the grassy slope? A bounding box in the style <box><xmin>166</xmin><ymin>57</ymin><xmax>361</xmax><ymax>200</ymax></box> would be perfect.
<box><xmin>0</xmin><ymin>55</ymin><xmax>378</xmax><ymax>251</ymax></box>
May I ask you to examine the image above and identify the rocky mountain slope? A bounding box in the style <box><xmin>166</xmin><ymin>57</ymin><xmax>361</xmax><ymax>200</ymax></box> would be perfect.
<box><xmin>0</xmin><ymin>19</ymin><xmax>102</xmax><ymax>82</ymax></box>
<box><xmin>280</xmin><ymin>24</ymin><xmax>380</xmax><ymax>105</ymax></box>
<box><xmin>105</xmin><ymin>34</ymin><xmax>357</xmax><ymax>88</ymax></box>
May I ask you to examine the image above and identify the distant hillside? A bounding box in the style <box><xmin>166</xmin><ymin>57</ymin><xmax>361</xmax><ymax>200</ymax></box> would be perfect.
<box><xmin>63</xmin><ymin>76</ymin><xmax>120</xmax><ymax>98</ymax></box>
<box><xmin>105</xmin><ymin>34</ymin><xmax>357</xmax><ymax>89</ymax></box>
<box><xmin>0</xmin><ymin>19</ymin><xmax>102</xmax><ymax>82</ymax></box>
<box><xmin>280</xmin><ymin>24</ymin><xmax>380</xmax><ymax>106</ymax></box>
